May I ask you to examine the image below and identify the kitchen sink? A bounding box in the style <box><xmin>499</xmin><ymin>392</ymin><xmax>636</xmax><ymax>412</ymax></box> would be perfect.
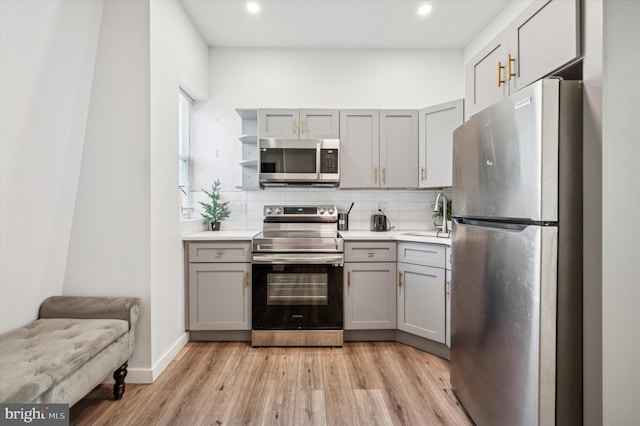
<box><xmin>401</xmin><ymin>231</ymin><xmax>440</xmax><ymax>237</ymax></box>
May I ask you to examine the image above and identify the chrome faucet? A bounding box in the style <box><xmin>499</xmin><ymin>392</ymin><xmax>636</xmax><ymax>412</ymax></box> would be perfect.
<box><xmin>434</xmin><ymin>192</ymin><xmax>449</xmax><ymax>235</ymax></box>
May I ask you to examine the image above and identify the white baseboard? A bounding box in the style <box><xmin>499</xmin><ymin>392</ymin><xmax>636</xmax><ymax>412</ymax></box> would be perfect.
<box><xmin>126</xmin><ymin>332</ymin><xmax>189</xmax><ymax>384</ymax></box>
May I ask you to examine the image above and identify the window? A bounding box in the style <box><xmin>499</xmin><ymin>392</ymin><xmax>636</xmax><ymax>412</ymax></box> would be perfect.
<box><xmin>178</xmin><ymin>89</ymin><xmax>194</xmax><ymax>219</ymax></box>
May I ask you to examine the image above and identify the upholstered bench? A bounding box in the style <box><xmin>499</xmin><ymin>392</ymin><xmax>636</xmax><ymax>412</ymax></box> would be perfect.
<box><xmin>0</xmin><ymin>296</ymin><xmax>141</xmax><ymax>406</ymax></box>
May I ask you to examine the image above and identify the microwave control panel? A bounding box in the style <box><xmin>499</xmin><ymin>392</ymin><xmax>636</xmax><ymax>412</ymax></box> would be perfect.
<box><xmin>321</xmin><ymin>149</ymin><xmax>339</xmax><ymax>174</ymax></box>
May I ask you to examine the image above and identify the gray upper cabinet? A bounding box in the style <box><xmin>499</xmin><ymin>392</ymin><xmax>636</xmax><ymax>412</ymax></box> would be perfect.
<box><xmin>258</xmin><ymin>109</ymin><xmax>298</xmax><ymax>139</ymax></box>
<box><xmin>379</xmin><ymin>110</ymin><xmax>419</xmax><ymax>188</ymax></box>
<box><xmin>465</xmin><ymin>38</ymin><xmax>510</xmax><ymax>120</ymax></box>
<box><xmin>418</xmin><ymin>99</ymin><xmax>464</xmax><ymax>189</ymax></box>
<box><xmin>339</xmin><ymin>110</ymin><xmax>380</xmax><ymax>188</ymax></box>
<box><xmin>300</xmin><ymin>109</ymin><xmax>340</xmax><ymax>138</ymax></box>
<box><xmin>340</xmin><ymin>109</ymin><xmax>418</xmax><ymax>188</ymax></box>
<box><xmin>258</xmin><ymin>108</ymin><xmax>339</xmax><ymax>139</ymax></box>
<box><xmin>510</xmin><ymin>0</ymin><xmax>580</xmax><ymax>91</ymax></box>
<box><xmin>465</xmin><ymin>0</ymin><xmax>580</xmax><ymax>119</ymax></box>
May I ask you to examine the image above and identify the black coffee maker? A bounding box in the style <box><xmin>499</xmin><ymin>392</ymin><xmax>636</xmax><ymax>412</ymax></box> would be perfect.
<box><xmin>371</xmin><ymin>209</ymin><xmax>391</xmax><ymax>232</ymax></box>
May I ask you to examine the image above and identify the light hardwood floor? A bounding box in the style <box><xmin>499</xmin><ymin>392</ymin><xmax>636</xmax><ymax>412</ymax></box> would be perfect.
<box><xmin>71</xmin><ymin>341</ymin><xmax>472</xmax><ymax>426</ymax></box>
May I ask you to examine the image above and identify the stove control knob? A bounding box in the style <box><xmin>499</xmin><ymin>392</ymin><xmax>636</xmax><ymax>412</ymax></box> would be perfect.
<box><xmin>327</xmin><ymin>207</ymin><xmax>335</xmax><ymax>215</ymax></box>
<box><xmin>265</xmin><ymin>207</ymin><xmax>273</xmax><ymax>215</ymax></box>
<box><xmin>274</xmin><ymin>207</ymin><xmax>282</xmax><ymax>214</ymax></box>
<box><xmin>318</xmin><ymin>207</ymin><xmax>325</xmax><ymax>214</ymax></box>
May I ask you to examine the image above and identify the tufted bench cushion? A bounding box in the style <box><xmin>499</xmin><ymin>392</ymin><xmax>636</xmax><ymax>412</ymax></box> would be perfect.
<box><xmin>0</xmin><ymin>296</ymin><xmax>140</xmax><ymax>406</ymax></box>
<box><xmin>0</xmin><ymin>318</ymin><xmax>128</xmax><ymax>403</ymax></box>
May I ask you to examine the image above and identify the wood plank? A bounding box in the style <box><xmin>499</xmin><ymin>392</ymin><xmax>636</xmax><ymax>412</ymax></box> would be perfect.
<box><xmin>353</xmin><ymin>389</ymin><xmax>394</xmax><ymax>425</ymax></box>
<box><xmin>321</xmin><ymin>347</ymin><xmax>359</xmax><ymax>425</ymax></box>
<box><xmin>70</xmin><ymin>342</ymin><xmax>472</xmax><ymax>426</ymax></box>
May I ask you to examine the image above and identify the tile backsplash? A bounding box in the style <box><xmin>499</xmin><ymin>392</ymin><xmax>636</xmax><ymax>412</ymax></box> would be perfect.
<box><xmin>191</xmin><ymin>188</ymin><xmax>451</xmax><ymax>231</ymax></box>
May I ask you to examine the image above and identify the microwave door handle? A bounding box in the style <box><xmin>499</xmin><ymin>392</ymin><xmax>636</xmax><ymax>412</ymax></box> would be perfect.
<box><xmin>316</xmin><ymin>142</ymin><xmax>321</xmax><ymax>179</ymax></box>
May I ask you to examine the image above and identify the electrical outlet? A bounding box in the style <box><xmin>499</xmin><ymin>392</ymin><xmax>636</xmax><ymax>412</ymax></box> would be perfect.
<box><xmin>375</xmin><ymin>203</ymin><xmax>387</xmax><ymax>212</ymax></box>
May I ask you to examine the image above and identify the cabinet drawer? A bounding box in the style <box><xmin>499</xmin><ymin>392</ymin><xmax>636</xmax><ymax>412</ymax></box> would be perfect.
<box><xmin>345</xmin><ymin>242</ymin><xmax>397</xmax><ymax>262</ymax></box>
<box><xmin>188</xmin><ymin>242</ymin><xmax>251</xmax><ymax>263</ymax></box>
<box><xmin>398</xmin><ymin>243</ymin><xmax>445</xmax><ymax>268</ymax></box>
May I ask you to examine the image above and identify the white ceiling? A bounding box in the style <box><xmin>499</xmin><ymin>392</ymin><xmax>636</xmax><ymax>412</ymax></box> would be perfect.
<box><xmin>180</xmin><ymin>0</ymin><xmax>511</xmax><ymax>49</ymax></box>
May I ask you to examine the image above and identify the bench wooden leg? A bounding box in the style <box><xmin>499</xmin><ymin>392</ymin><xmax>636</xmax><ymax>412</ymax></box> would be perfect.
<box><xmin>113</xmin><ymin>362</ymin><xmax>128</xmax><ymax>400</ymax></box>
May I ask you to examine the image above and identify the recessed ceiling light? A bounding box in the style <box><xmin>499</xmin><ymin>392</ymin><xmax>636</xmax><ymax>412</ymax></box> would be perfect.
<box><xmin>246</xmin><ymin>2</ymin><xmax>260</xmax><ymax>14</ymax></box>
<box><xmin>418</xmin><ymin>4</ymin><xmax>433</xmax><ymax>16</ymax></box>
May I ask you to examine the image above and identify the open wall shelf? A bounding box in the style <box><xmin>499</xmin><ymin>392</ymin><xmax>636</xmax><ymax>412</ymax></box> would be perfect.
<box><xmin>236</xmin><ymin>108</ymin><xmax>260</xmax><ymax>190</ymax></box>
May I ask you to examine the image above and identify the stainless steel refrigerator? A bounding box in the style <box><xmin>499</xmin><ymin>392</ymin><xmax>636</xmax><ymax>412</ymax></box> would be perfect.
<box><xmin>451</xmin><ymin>78</ymin><xmax>582</xmax><ymax>426</ymax></box>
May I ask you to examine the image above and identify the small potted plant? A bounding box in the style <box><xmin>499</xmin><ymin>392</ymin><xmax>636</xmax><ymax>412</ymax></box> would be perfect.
<box><xmin>433</xmin><ymin>198</ymin><xmax>453</xmax><ymax>229</ymax></box>
<box><xmin>199</xmin><ymin>179</ymin><xmax>231</xmax><ymax>231</ymax></box>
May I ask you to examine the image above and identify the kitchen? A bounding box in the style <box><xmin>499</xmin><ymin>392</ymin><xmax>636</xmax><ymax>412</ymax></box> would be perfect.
<box><xmin>1</xmin><ymin>0</ymin><xmax>638</xmax><ymax>425</ymax></box>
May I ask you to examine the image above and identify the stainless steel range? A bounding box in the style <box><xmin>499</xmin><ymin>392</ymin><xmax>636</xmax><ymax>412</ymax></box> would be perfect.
<box><xmin>251</xmin><ymin>205</ymin><xmax>344</xmax><ymax>347</ymax></box>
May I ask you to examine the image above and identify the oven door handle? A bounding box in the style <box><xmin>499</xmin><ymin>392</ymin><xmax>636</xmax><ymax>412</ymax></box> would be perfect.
<box><xmin>252</xmin><ymin>254</ymin><xmax>344</xmax><ymax>265</ymax></box>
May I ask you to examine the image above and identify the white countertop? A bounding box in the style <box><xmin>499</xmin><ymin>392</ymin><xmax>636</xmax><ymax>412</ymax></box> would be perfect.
<box><xmin>339</xmin><ymin>230</ymin><xmax>451</xmax><ymax>245</ymax></box>
<box><xmin>183</xmin><ymin>230</ymin><xmax>260</xmax><ymax>241</ymax></box>
<box><xmin>183</xmin><ymin>229</ymin><xmax>450</xmax><ymax>245</ymax></box>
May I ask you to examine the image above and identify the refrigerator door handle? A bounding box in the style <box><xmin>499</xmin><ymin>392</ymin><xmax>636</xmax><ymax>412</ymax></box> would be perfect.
<box><xmin>456</xmin><ymin>218</ymin><xmax>530</xmax><ymax>232</ymax></box>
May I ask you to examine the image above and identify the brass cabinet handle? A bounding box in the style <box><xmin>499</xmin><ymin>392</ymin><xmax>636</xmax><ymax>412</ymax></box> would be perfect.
<box><xmin>245</xmin><ymin>272</ymin><xmax>249</xmax><ymax>287</ymax></box>
<box><xmin>508</xmin><ymin>54</ymin><xmax>516</xmax><ymax>80</ymax></box>
<box><xmin>398</xmin><ymin>271</ymin><xmax>403</xmax><ymax>287</ymax></box>
<box><xmin>293</xmin><ymin>117</ymin><xmax>298</xmax><ymax>135</ymax></box>
<box><xmin>301</xmin><ymin>117</ymin><xmax>306</xmax><ymax>135</ymax></box>
<box><xmin>382</xmin><ymin>168</ymin><xmax>386</xmax><ymax>185</ymax></box>
<box><xmin>367</xmin><ymin>251</ymin><xmax>375</xmax><ymax>257</ymax></box>
<box><xmin>497</xmin><ymin>61</ymin><xmax>505</xmax><ymax>87</ymax></box>
<box><xmin>420</xmin><ymin>166</ymin><xmax>425</xmax><ymax>181</ymax></box>
<box><xmin>374</xmin><ymin>167</ymin><xmax>378</xmax><ymax>184</ymax></box>
<box><xmin>216</xmin><ymin>251</ymin><xmax>224</xmax><ymax>256</ymax></box>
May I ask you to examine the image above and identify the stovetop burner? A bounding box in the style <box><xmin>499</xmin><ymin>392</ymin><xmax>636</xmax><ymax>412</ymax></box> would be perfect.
<box><xmin>252</xmin><ymin>205</ymin><xmax>343</xmax><ymax>253</ymax></box>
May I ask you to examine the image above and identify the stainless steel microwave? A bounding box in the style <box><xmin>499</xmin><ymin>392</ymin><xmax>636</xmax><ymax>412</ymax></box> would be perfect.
<box><xmin>259</xmin><ymin>138</ymin><xmax>340</xmax><ymax>186</ymax></box>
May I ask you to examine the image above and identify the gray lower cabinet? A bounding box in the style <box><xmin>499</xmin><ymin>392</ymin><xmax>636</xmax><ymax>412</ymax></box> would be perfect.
<box><xmin>344</xmin><ymin>242</ymin><xmax>397</xmax><ymax>330</ymax></box>
<box><xmin>445</xmin><ymin>268</ymin><xmax>451</xmax><ymax>348</ymax></box>
<box><xmin>344</xmin><ymin>262</ymin><xmax>397</xmax><ymax>330</ymax></box>
<box><xmin>187</xmin><ymin>242</ymin><xmax>251</xmax><ymax>331</ymax></box>
<box><xmin>445</xmin><ymin>245</ymin><xmax>452</xmax><ymax>347</ymax></box>
<box><xmin>397</xmin><ymin>243</ymin><xmax>446</xmax><ymax>343</ymax></box>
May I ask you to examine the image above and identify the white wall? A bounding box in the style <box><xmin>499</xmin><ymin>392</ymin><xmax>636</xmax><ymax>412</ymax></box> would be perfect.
<box><xmin>150</xmin><ymin>0</ymin><xmax>208</xmax><ymax>379</ymax></box>
<box><xmin>582</xmin><ymin>0</ymin><xmax>603</xmax><ymax>424</ymax></box>
<box><xmin>0</xmin><ymin>0</ymin><xmax>103</xmax><ymax>332</ymax></box>
<box><xmin>192</xmin><ymin>48</ymin><xmax>463</xmax><ymax>231</ymax></box>
<box><xmin>1</xmin><ymin>0</ymin><xmax>211</xmax><ymax>384</ymax></box>
<box><xmin>602</xmin><ymin>1</ymin><xmax>640</xmax><ymax>424</ymax></box>
<box><xmin>63</xmin><ymin>0</ymin><xmax>152</xmax><ymax>375</ymax></box>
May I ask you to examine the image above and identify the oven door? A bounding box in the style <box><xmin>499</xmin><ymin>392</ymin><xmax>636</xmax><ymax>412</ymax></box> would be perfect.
<box><xmin>252</xmin><ymin>254</ymin><xmax>344</xmax><ymax>330</ymax></box>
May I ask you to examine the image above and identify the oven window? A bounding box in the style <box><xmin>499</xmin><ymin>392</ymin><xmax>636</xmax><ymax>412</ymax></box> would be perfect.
<box><xmin>260</xmin><ymin>148</ymin><xmax>317</xmax><ymax>173</ymax></box>
<box><xmin>267</xmin><ymin>273</ymin><xmax>328</xmax><ymax>305</ymax></box>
